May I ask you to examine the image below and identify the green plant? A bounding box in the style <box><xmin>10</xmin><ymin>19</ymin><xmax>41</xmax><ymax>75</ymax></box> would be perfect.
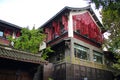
<box><xmin>8</xmin><ymin>27</ymin><xmax>46</xmax><ymax>54</ymax></box>
<box><xmin>41</xmin><ymin>46</ymin><xmax>54</xmax><ymax>60</ymax></box>
<box><xmin>48</xmin><ymin>78</ymin><xmax>53</xmax><ymax>80</ymax></box>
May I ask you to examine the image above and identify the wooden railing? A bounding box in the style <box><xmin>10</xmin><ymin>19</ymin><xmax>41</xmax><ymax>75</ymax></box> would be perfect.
<box><xmin>72</xmin><ymin>57</ymin><xmax>115</xmax><ymax>72</ymax></box>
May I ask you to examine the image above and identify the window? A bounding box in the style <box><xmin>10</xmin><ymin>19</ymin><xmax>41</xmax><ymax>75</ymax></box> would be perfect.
<box><xmin>93</xmin><ymin>51</ymin><xmax>103</xmax><ymax>64</ymax></box>
<box><xmin>0</xmin><ymin>31</ymin><xmax>3</xmax><ymax>37</ymax></box>
<box><xmin>74</xmin><ymin>44</ymin><xmax>90</xmax><ymax>60</ymax></box>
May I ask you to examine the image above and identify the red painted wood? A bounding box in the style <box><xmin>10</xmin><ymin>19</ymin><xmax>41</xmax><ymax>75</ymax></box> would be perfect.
<box><xmin>52</xmin><ymin>21</ymin><xmax>60</xmax><ymax>36</ymax></box>
<box><xmin>0</xmin><ymin>38</ymin><xmax>10</xmax><ymax>45</ymax></box>
<box><xmin>45</xmin><ymin>27</ymin><xmax>53</xmax><ymax>41</ymax></box>
<box><xmin>16</xmin><ymin>31</ymin><xmax>20</xmax><ymax>37</ymax></box>
<box><xmin>72</xmin><ymin>12</ymin><xmax>103</xmax><ymax>43</ymax></box>
<box><xmin>62</xmin><ymin>15</ymin><xmax>68</xmax><ymax>31</ymax></box>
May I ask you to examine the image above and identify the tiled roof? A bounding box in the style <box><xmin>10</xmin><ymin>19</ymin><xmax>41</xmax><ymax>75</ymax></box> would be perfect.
<box><xmin>0</xmin><ymin>46</ymin><xmax>48</xmax><ymax>65</ymax></box>
<box><xmin>0</xmin><ymin>19</ymin><xmax>22</xmax><ymax>30</ymax></box>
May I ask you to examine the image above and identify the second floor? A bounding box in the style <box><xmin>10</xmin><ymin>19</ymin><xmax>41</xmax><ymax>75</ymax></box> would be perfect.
<box><xmin>0</xmin><ymin>20</ymin><xmax>21</xmax><ymax>46</ymax></box>
<box><xmin>41</xmin><ymin>6</ymin><xmax>105</xmax><ymax>48</ymax></box>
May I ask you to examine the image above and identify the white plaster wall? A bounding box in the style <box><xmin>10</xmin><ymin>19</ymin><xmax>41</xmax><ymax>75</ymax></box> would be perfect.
<box><xmin>68</xmin><ymin>12</ymin><xmax>73</xmax><ymax>37</ymax></box>
<box><xmin>12</xmin><ymin>32</ymin><xmax>16</xmax><ymax>39</ymax></box>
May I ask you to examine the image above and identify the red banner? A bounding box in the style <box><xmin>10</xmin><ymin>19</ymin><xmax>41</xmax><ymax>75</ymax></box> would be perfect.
<box><xmin>4</xmin><ymin>29</ymin><xmax>12</xmax><ymax>37</ymax></box>
<box><xmin>45</xmin><ymin>27</ymin><xmax>53</xmax><ymax>41</ymax></box>
<box><xmin>16</xmin><ymin>31</ymin><xmax>20</xmax><ymax>37</ymax></box>
<box><xmin>62</xmin><ymin>15</ymin><xmax>68</xmax><ymax>31</ymax></box>
<box><xmin>52</xmin><ymin>21</ymin><xmax>60</xmax><ymax>36</ymax></box>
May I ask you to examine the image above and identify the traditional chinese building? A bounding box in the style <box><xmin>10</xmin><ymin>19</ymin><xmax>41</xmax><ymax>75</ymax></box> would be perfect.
<box><xmin>41</xmin><ymin>6</ymin><xmax>114</xmax><ymax>80</ymax></box>
<box><xmin>0</xmin><ymin>20</ymin><xmax>48</xmax><ymax>80</ymax></box>
<box><xmin>0</xmin><ymin>20</ymin><xmax>21</xmax><ymax>46</ymax></box>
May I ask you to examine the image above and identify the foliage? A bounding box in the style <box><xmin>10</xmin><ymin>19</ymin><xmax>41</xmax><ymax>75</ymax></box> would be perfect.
<box><xmin>89</xmin><ymin>0</ymin><xmax>120</xmax><ymax>9</ymax></box>
<box><xmin>48</xmin><ymin>78</ymin><xmax>53</xmax><ymax>80</ymax></box>
<box><xmin>88</xmin><ymin>0</ymin><xmax>120</xmax><ymax>71</ymax></box>
<box><xmin>8</xmin><ymin>27</ymin><xmax>46</xmax><ymax>54</ymax></box>
<box><xmin>41</xmin><ymin>46</ymin><xmax>54</xmax><ymax>60</ymax></box>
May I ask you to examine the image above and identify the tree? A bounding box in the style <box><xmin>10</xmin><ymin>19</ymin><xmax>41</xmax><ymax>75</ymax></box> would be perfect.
<box><xmin>88</xmin><ymin>0</ymin><xmax>120</xmax><ymax>72</ymax></box>
<box><xmin>12</xmin><ymin>27</ymin><xmax>46</xmax><ymax>53</ymax></box>
<box><xmin>8</xmin><ymin>27</ymin><xmax>53</xmax><ymax>58</ymax></box>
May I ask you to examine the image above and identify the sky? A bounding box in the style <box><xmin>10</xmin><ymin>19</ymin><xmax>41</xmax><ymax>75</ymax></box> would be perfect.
<box><xmin>0</xmin><ymin>0</ymin><xmax>101</xmax><ymax>29</ymax></box>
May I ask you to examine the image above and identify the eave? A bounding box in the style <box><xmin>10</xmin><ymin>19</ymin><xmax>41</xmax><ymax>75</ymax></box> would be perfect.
<box><xmin>0</xmin><ymin>46</ymin><xmax>48</xmax><ymax>65</ymax></box>
<box><xmin>0</xmin><ymin>19</ymin><xmax>22</xmax><ymax>30</ymax></box>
